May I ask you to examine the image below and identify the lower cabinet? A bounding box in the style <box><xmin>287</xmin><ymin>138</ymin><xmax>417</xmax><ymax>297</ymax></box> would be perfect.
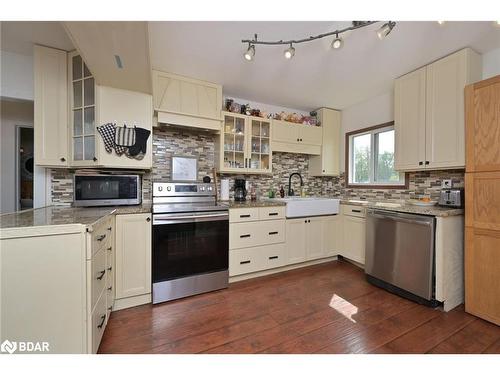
<box><xmin>323</xmin><ymin>214</ymin><xmax>344</xmax><ymax>257</ymax></box>
<box><xmin>285</xmin><ymin>218</ymin><xmax>308</xmax><ymax>264</ymax></box>
<box><xmin>114</xmin><ymin>213</ymin><xmax>152</xmax><ymax>309</ymax></box>
<box><xmin>340</xmin><ymin>205</ymin><xmax>367</xmax><ymax>264</ymax></box>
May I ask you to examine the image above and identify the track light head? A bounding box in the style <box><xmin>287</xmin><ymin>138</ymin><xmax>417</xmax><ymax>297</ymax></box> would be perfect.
<box><xmin>244</xmin><ymin>44</ymin><xmax>255</xmax><ymax>61</ymax></box>
<box><xmin>284</xmin><ymin>44</ymin><xmax>295</xmax><ymax>59</ymax></box>
<box><xmin>437</xmin><ymin>21</ymin><xmax>446</xmax><ymax>25</ymax></box>
<box><xmin>331</xmin><ymin>33</ymin><xmax>343</xmax><ymax>49</ymax></box>
<box><xmin>377</xmin><ymin>21</ymin><xmax>396</xmax><ymax>39</ymax></box>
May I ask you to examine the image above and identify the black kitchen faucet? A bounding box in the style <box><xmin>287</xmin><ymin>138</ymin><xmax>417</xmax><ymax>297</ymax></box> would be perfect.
<box><xmin>288</xmin><ymin>173</ymin><xmax>303</xmax><ymax>196</ymax></box>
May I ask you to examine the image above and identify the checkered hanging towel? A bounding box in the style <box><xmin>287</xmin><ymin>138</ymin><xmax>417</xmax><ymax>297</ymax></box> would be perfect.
<box><xmin>97</xmin><ymin>123</ymin><xmax>116</xmax><ymax>153</ymax></box>
<box><xmin>114</xmin><ymin>125</ymin><xmax>136</xmax><ymax>155</ymax></box>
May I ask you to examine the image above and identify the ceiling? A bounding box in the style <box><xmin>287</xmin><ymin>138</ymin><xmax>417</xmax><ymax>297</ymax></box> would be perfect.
<box><xmin>1</xmin><ymin>21</ymin><xmax>74</xmax><ymax>55</ymax></box>
<box><xmin>149</xmin><ymin>21</ymin><xmax>500</xmax><ymax>110</ymax></box>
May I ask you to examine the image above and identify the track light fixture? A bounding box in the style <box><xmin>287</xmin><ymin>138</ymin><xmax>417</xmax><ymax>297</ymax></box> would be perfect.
<box><xmin>242</xmin><ymin>21</ymin><xmax>397</xmax><ymax>61</ymax></box>
<box><xmin>437</xmin><ymin>21</ymin><xmax>446</xmax><ymax>25</ymax></box>
<box><xmin>377</xmin><ymin>21</ymin><xmax>396</xmax><ymax>39</ymax></box>
<box><xmin>243</xmin><ymin>44</ymin><xmax>255</xmax><ymax>61</ymax></box>
<box><xmin>331</xmin><ymin>33</ymin><xmax>343</xmax><ymax>49</ymax></box>
<box><xmin>284</xmin><ymin>44</ymin><xmax>295</xmax><ymax>59</ymax></box>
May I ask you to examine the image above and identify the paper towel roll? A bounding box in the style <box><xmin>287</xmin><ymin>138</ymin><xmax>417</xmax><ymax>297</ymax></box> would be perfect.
<box><xmin>221</xmin><ymin>179</ymin><xmax>230</xmax><ymax>201</ymax></box>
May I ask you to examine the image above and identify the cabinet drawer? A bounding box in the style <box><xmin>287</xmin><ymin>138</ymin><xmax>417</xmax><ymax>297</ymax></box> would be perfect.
<box><xmin>91</xmin><ymin>248</ymin><xmax>107</xmax><ymax>310</ymax></box>
<box><xmin>91</xmin><ymin>219</ymin><xmax>113</xmax><ymax>255</ymax></box>
<box><xmin>343</xmin><ymin>204</ymin><xmax>366</xmax><ymax>218</ymax></box>
<box><xmin>229</xmin><ymin>207</ymin><xmax>260</xmax><ymax>223</ymax></box>
<box><xmin>229</xmin><ymin>248</ymin><xmax>262</xmax><ymax>276</ymax></box>
<box><xmin>259</xmin><ymin>206</ymin><xmax>285</xmax><ymax>220</ymax></box>
<box><xmin>230</xmin><ymin>220</ymin><xmax>285</xmax><ymax>249</ymax></box>
<box><xmin>91</xmin><ymin>290</ymin><xmax>107</xmax><ymax>353</ymax></box>
<box><xmin>106</xmin><ymin>266</ymin><xmax>114</xmax><ymax>317</ymax></box>
<box><xmin>260</xmin><ymin>243</ymin><xmax>286</xmax><ymax>270</ymax></box>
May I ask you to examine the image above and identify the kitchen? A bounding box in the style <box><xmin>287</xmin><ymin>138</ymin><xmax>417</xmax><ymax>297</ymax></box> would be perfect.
<box><xmin>1</xmin><ymin>11</ymin><xmax>500</xmax><ymax>367</ymax></box>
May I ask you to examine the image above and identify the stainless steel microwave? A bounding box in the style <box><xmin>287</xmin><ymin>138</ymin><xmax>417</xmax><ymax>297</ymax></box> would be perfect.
<box><xmin>73</xmin><ymin>174</ymin><xmax>142</xmax><ymax>207</ymax></box>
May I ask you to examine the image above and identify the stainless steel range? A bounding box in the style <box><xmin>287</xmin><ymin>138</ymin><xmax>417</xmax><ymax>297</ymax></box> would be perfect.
<box><xmin>152</xmin><ymin>182</ymin><xmax>229</xmax><ymax>304</ymax></box>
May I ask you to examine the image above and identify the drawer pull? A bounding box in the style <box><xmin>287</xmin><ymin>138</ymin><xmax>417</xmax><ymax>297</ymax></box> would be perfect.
<box><xmin>107</xmin><ymin>266</ymin><xmax>112</xmax><ymax>271</ymax></box>
<box><xmin>96</xmin><ymin>234</ymin><xmax>106</xmax><ymax>242</ymax></box>
<box><xmin>240</xmin><ymin>234</ymin><xmax>251</xmax><ymax>238</ymax></box>
<box><xmin>240</xmin><ymin>260</ymin><xmax>251</xmax><ymax>265</ymax></box>
<box><xmin>268</xmin><ymin>212</ymin><xmax>279</xmax><ymax>216</ymax></box>
<box><xmin>108</xmin><ymin>286</ymin><xmax>113</xmax><ymax>291</ymax></box>
<box><xmin>107</xmin><ymin>227</ymin><xmax>112</xmax><ymax>231</ymax></box>
<box><xmin>97</xmin><ymin>314</ymin><xmax>106</xmax><ymax>329</ymax></box>
<box><xmin>96</xmin><ymin>270</ymin><xmax>106</xmax><ymax>280</ymax></box>
<box><xmin>269</xmin><ymin>256</ymin><xmax>279</xmax><ymax>260</ymax></box>
<box><xmin>352</xmin><ymin>209</ymin><xmax>362</xmax><ymax>213</ymax></box>
<box><xmin>268</xmin><ymin>231</ymin><xmax>279</xmax><ymax>235</ymax></box>
<box><xmin>240</xmin><ymin>214</ymin><xmax>251</xmax><ymax>218</ymax></box>
<box><xmin>107</xmin><ymin>247</ymin><xmax>112</xmax><ymax>251</ymax></box>
<box><xmin>108</xmin><ymin>306</ymin><xmax>113</xmax><ymax>311</ymax></box>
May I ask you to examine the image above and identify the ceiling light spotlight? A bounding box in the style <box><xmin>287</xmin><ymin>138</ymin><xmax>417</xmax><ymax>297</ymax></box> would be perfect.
<box><xmin>244</xmin><ymin>44</ymin><xmax>255</xmax><ymax>61</ymax></box>
<box><xmin>437</xmin><ymin>21</ymin><xmax>446</xmax><ymax>25</ymax></box>
<box><xmin>377</xmin><ymin>21</ymin><xmax>396</xmax><ymax>40</ymax></box>
<box><xmin>284</xmin><ymin>44</ymin><xmax>295</xmax><ymax>59</ymax></box>
<box><xmin>331</xmin><ymin>33</ymin><xmax>343</xmax><ymax>49</ymax></box>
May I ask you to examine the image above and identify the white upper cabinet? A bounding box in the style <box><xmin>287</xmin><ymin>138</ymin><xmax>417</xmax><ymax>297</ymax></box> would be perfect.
<box><xmin>309</xmin><ymin>108</ymin><xmax>341</xmax><ymax>176</ymax></box>
<box><xmin>425</xmin><ymin>48</ymin><xmax>482</xmax><ymax>169</ymax></box>
<box><xmin>34</xmin><ymin>45</ymin><xmax>69</xmax><ymax>167</ymax></box>
<box><xmin>271</xmin><ymin>120</ymin><xmax>322</xmax><ymax>155</ymax></box>
<box><xmin>152</xmin><ymin>70</ymin><xmax>222</xmax><ymax>131</ymax></box>
<box><xmin>395</xmin><ymin>48</ymin><xmax>482</xmax><ymax>171</ymax></box>
<box><xmin>394</xmin><ymin>66</ymin><xmax>427</xmax><ymax>171</ymax></box>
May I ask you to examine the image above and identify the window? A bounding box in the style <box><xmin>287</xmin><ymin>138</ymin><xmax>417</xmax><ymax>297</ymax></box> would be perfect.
<box><xmin>346</xmin><ymin>122</ymin><xmax>407</xmax><ymax>188</ymax></box>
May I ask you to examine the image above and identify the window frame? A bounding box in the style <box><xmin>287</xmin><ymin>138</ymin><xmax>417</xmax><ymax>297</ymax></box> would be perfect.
<box><xmin>345</xmin><ymin>121</ymin><xmax>408</xmax><ymax>189</ymax></box>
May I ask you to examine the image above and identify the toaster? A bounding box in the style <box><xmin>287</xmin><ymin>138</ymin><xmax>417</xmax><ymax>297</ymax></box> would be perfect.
<box><xmin>438</xmin><ymin>189</ymin><xmax>464</xmax><ymax>208</ymax></box>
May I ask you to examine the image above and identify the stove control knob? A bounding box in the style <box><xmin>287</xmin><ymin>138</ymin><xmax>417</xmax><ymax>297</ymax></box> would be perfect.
<box><xmin>208</xmin><ymin>186</ymin><xmax>213</xmax><ymax>191</ymax></box>
<box><xmin>158</xmin><ymin>186</ymin><xmax>163</xmax><ymax>192</ymax></box>
<box><xmin>167</xmin><ymin>186</ymin><xmax>171</xmax><ymax>192</ymax></box>
<box><xmin>200</xmin><ymin>186</ymin><xmax>205</xmax><ymax>192</ymax></box>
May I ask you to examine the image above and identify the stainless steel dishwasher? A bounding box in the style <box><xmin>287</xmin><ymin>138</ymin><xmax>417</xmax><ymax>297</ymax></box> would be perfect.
<box><xmin>365</xmin><ymin>209</ymin><xmax>437</xmax><ymax>306</ymax></box>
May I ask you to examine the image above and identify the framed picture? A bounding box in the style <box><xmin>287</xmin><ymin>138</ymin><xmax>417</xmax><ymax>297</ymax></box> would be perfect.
<box><xmin>171</xmin><ymin>156</ymin><xmax>198</xmax><ymax>182</ymax></box>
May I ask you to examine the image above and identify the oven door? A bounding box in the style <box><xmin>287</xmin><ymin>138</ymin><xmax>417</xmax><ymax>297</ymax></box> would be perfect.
<box><xmin>152</xmin><ymin>211</ymin><xmax>229</xmax><ymax>284</ymax></box>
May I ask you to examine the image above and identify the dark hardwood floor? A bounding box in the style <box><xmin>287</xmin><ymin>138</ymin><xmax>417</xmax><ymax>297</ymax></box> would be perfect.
<box><xmin>98</xmin><ymin>260</ymin><xmax>500</xmax><ymax>354</ymax></box>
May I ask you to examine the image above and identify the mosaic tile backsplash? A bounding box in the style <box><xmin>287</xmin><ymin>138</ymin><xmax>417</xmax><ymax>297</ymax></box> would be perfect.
<box><xmin>50</xmin><ymin>126</ymin><xmax>465</xmax><ymax>204</ymax></box>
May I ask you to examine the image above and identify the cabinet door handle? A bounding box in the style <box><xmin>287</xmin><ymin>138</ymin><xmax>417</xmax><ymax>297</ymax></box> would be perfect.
<box><xmin>107</xmin><ymin>246</ymin><xmax>112</xmax><ymax>251</ymax></box>
<box><xmin>300</xmin><ymin>138</ymin><xmax>303</xmax><ymax>141</ymax></box>
<box><xmin>108</xmin><ymin>286</ymin><xmax>113</xmax><ymax>291</ymax></box>
<box><xmin>93</xmin><ymin>157</ymin><xmax>98</xmax><ymax>162</ymax></box>
<box><xmin>96</xmin><ymin>270</ymin><xmax>106</xmax><ymax>280</ymax></box>
<box><xmin>107</xmin><ymin>266</ymin><xmax>112</xmax><ymax>271</ymax></box>
<box><xmin>419</xmin><ymin>161</ymin><xmax>423</xmax><ymax>166</ymax></box>
<box><xmin>146</xmin><ymin>217</ymin><xmax>151</xmax><ymax>222</ymax></box>
<box><xmin>108</xmin><ymin>306</ymin><xmax>113</xmax><ymax>311</ymax></box>
<box><xmin>107</xmin><ymin>227</ymin><xmax>112</xmax><ymax>231</ymax></box>
<box><xmin>268</xmin><ymin>212</ymin><xmax>278</xmax><ymax>216</ymax></box>
<box><xmin>97</xmin><ymin>314</ymin><xmax>106</xmax><ymax>329</ymax></box>
<box><xmin>296</xmin><ymin>138</ymin><xmax>300</xmax><ymax>142</ymax></box>
<box><xmin>240</xmin><ymin>234</ymin><xmax>251</xmax><ymax>238</ymax></box>
<box><xmin>240</xmin><ymin>214</ymin><xmax>251</xmax><ymax>218</ymax></box>
<box><xmin>269</xmin><ymin>256</ymin><xmax>279</xmax><ymax>260</ymax></box>
<box><xmin>240</xmin><ymin>260</ymin><xmax>251</xmax><ymax>265</ymax></box>
<box><xmin>425</xmin><ymin>161</ymin><xmax>430</xmax><ymax>165</ymax></box>
<box><xmin>97</xmin><ymin>234</ymin><xmax>106</xmax><ymax>242</ymax></box>
<box><xmin>60</xmin><ymin>157</ymin><xmax>66</xmax><ymax>162</ymax></box>
<box><xmin>268</xmin><ymin>231</ymin><xmax>278</xmax><ymax>235</ymax></box>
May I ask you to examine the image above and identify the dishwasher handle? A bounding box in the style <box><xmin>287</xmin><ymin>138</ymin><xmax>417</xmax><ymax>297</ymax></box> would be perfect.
<box><xmin>367</xmin><ymin>209</ymin><xmax>434</xmax><ymax>226</ymax></box>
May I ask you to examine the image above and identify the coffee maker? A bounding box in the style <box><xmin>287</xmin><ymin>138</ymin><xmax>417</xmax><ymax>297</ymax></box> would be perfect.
<box><xmin>234</xmin><ymin>178</ymin><xmax>247</xmax><ymax>202</ymax></box>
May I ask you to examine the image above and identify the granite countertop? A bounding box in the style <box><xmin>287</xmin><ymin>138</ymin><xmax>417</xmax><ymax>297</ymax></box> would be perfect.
<box><xmin>0</xmin><ymin>203</ymin><xmax>152</xmax><ymax>230</ymax></box>
<box><xmin>224</xmin><ymin>200</ymin><xmax>287</xmax><ymax>208</ymax></box>
<box><xmin>339</xmin><ymin>198</ymin><xmax>463</xmax><ymax>217</ymax></box>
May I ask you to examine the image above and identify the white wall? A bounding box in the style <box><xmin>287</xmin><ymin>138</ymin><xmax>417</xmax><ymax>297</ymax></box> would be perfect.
<box><xmin>482</xmin><ymin>47</ymin><xmax>500</xmax><ymax>80</ymax></box>
<box><xmin>339</xmin><ymin>91</ymin><xmax>394</xmax><ymax>172</ymax></box>
<box><xmin>0</xmin><ymin>50</ymin><xmax>34</xmax><ymax>100</ymax></box>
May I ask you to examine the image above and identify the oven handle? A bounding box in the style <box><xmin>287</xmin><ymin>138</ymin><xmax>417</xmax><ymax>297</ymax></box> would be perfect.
<box><xmin>153</xmin><ymin>212</ymin><xmax>229</xmax><ymax>224</ymax></box>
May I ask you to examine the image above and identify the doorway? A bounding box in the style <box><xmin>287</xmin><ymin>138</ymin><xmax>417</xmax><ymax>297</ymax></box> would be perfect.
<box><xmin>16</xmin><ymin>126</ymin><xmax>35</xmax><ymax>211</ymax></box>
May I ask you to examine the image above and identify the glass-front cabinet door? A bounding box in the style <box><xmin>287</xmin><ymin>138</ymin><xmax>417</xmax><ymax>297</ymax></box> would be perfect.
<box><xmin>69</xmin><ymin>52</ymin><xmax>98</xmax><ymax>166</ymax></box>
<box><xmin>220</xmin><ymin>112</ymin><xmax>272</xmax><ymax>174</ymax></box>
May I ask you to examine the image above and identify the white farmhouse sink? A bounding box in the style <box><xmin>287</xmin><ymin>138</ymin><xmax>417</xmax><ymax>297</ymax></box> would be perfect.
<box><xmin>270</xmin><ymin>197</ymin><xmax>340</xmax><ymax>218</ymax></box>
